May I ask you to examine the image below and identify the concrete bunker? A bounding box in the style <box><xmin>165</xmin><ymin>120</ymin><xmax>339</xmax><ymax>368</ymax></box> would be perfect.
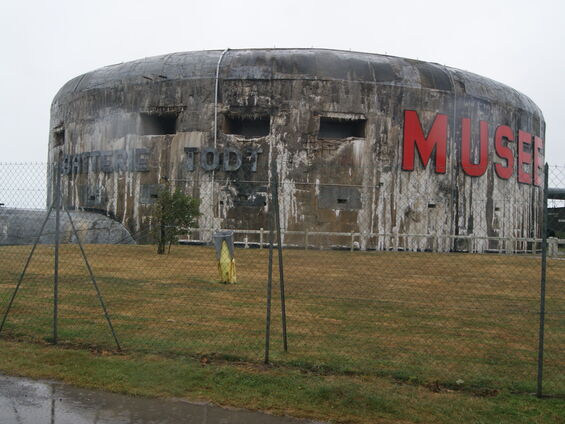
<box><xmin>48</xmin><ymin>48</ymin><xmax>545</xmax><ymax>252</ymax></box>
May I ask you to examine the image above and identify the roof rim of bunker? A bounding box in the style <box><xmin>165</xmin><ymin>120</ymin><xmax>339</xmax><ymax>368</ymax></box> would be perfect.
<box><xmin>51</xmin><ymin>49</ymin><xmax>543</xmax><ymax>118</ymax></box>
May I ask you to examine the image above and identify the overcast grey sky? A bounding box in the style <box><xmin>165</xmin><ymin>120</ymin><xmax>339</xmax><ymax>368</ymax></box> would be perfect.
<box><xmin>1</xmin><ymin>0</ymin><xmax>563</xmax><ymax>163</ymax></box>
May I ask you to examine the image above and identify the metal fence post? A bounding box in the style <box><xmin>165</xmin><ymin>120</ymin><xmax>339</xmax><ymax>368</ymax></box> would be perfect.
<box><xmin>63</xmin><ymin>206</ymin><xmax>122</xmax><ymax>351</ymax></box>
<box><xmin>53</xmin><ymin>162</ymin><xmax>61</xmax><ymax>345</ymax></box>
<box><xmin>264</xmin><ymin>194</ymin><xmax>275</xmax><ymax>364</ymax></box>
<box><xmin>0</xmin><ymin>205</ymin><xmax>54</xmax><ymax>334</ymax></box>
<box><xmin>271</xmin><ymin>159</ymin><xmax>288</xmax><ymax>352</ymax></box>
<box><xmin>536</xmin><ymin>163</ymin><xmax>549</xmax><ymax>398</ymax></box>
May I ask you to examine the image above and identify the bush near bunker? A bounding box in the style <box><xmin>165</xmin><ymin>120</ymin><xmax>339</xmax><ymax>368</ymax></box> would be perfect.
<box><xmin>153</xmin><ymin>186</ymin><xmax>200</xmax><ymax>254</ymax></box>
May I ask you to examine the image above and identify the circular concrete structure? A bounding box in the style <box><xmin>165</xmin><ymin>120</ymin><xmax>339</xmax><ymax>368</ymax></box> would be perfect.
<box><xmin>49</xmin><ymin>49</ymin><xmax>545</xmax><ymax>251</ymax></box>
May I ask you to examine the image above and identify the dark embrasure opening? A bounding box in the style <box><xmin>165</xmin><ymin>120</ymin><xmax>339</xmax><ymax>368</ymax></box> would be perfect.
<box><xmin>140</xmin><ymin>113</ymin><xmax>177</xmax><ymax>135</ymax></box>
<box><xmin>318</xmin><ymin>117</ymin><xmax>366</xmax><ymax>139</ymax></box>
<box><xmin>223</xmin><ymin>115</ymin><xmax>270</xmax><ymax>137</ymax></box>
<box><xmin>53</xmin><ymin>126</ymin><xmax>65</xmax><ymax>147</ymax></box>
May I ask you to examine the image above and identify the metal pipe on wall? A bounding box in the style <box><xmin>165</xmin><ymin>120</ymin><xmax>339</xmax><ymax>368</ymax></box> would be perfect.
<box><xmin>214</xmin><ymin>48</ymin><xmax>230</xmax><ymax>148</ymax></box>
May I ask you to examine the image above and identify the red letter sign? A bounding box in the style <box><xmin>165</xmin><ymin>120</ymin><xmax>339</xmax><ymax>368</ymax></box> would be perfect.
<box><xmin>461</xmin><ymin>119</ymin><xmax>489</xmax><ymax>177</ymax></box>
<box><xmin>494</xmin><ymin>125</ymin><xmax>514</xmax><ymax>180</ymax></box>
<box><xmin>533</xmin><ymin>136</ymin><xmax>544</xmax><ymax>187</ymax></box>
<box><xmin>402</xmin><ymin>111</ymin><xmax>448</xmax><ymax>173</ymax></box>
<box><xmin>518</xmin><ymin>130</ymin><xmax>533</xmax><ymax>184</ymax></box>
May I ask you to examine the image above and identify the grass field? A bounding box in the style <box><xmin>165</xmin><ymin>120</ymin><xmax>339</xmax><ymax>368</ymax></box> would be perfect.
<box><xmin>0</xmin><ymin>243</ymin><xmax>563</xmax><ymax>399</ymax></box>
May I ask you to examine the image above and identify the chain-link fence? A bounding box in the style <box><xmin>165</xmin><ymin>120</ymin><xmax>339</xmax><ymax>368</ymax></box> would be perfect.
<box><xmin>543</xmin><ymin>165</ymin><xmax>565</xmax><ymax>396</ymax></box>
<box><xmin>0</xmin><ymin>162</ymin><xmax>563</xmax><ymax>397</ymax></box>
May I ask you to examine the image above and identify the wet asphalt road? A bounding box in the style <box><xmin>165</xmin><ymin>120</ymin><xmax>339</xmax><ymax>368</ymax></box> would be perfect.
<box><xmin>0</xmin><ymin>375</ymin><xmax>324</xmax><ymax>424</ymax></box>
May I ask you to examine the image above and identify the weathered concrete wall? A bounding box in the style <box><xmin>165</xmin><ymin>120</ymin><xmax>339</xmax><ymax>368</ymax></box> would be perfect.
<box><xmin>48</xmin><ymin>49</ymin><xmax>545</xmax><ymax>251</ymax></box>
<box><xmin>0</xmin><ymin>209</ymin><xmax>134</xmax><ymax>245</ymax></box>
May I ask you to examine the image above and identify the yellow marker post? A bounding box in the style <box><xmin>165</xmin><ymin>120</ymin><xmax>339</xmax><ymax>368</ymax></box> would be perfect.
<box><xmin>213</xmin><ymin>231</ymin><xmax>237</xmax><ymax>284</ymax></box>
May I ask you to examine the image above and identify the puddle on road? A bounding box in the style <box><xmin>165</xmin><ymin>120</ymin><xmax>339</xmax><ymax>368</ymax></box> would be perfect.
<box><xmin>0</xmin><ymin>375</ymin><xmax>324</xmax><ymax>424</ymax></box>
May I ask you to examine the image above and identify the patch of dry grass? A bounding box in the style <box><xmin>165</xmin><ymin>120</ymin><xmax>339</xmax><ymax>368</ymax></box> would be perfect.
<box><xmin>0</xmin><ymin>244</ymin><xmax>563</xmax><ymax>393</ymax></box>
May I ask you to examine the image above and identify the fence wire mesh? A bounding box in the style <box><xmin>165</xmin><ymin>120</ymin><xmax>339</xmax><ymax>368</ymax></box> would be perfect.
<box><xmin>0</xmin><ymin>162</ymin><xmax>563</xmax><ymax>397</ymax></box>
<box><xmin>544</xmin><ymin>165</ymin><xmax>565</xmax><ymax>395</ymax></box>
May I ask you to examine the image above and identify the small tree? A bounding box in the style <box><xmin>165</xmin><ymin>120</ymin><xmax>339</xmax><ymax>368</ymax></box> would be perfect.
<box><xmin>153</xmin><ymin>185</ymin><xmax>200</xmax><ymax>254</ymax></box>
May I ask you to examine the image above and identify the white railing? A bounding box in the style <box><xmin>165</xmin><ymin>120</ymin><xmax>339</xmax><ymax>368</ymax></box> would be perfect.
<box><xmin>180</xmin><ymin>228</ymin><xmax>561</xmax><ymax>256</ymax></box>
